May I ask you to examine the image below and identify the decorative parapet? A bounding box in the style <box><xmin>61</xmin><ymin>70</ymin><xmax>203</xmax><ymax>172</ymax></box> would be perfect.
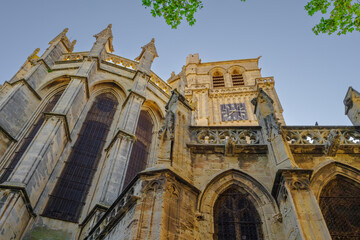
<box><xmin>188</xmin><ymin>126</ymin><xmax>267</xmax><ymax>154</ymax></box>
<box><xmin>255</xmin><ymin>77</ymin><xmax>274</xmax><ymax>86</ymax></box>
<box><xmin>104</xmin><ymin>53</ymin><xmax>171</xmax><ymax>94</ymax></box>
<box><xmin>104</xmin><ymin>53</ymin><xmax>138</xmax><ymax>70</ymax></box>
<box><xmin>62</xmin><ymin>52</ymin><xmax>89</xmax><ymax>61</ymax></box>
<box><xmin>58</xmin><ymin>52</ymin><xmax>172</xmax><ymax>95</ymax></box>
<box><xmin>149</xmin><ymin>72</ymin><xmax>171</xmax><ymax>94</ymax></box>
<box><xmin>85</xmin><ymin>179</ymin><xmax>141</xmax><ymax>240</ymax></box>
<box><xmin>283</xmin><ymin>126</ymin><xmax>360</xmax><ymax>154</ymax></box>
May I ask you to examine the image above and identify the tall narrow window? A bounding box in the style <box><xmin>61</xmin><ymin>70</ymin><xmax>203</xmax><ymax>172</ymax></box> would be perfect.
<box><xmin>0</xmin><ymin>90</ymin><xmax>64</xmax><ymax>183</ymax></box>
<box><xmin>212</xmin><ymin>71</ymin><xmax>225</xmax><ymax>88</ymax></box>
<box><xmin>232</xmin><ymin>70</ymin><xmax>244</xmax><ymax>86</ymax></box>
<box><xmin>123</xmin><ymin>110</ymin><xmax>153</xmax><ymax>187</ymax></box>
<box><xmin>319</xmin><ymin>176</ymin><xmax>360</xmax><ymax>239</ymax></box>
<box><xmin>43</xmin><ymin>93</ymin><xmax>118</xmax><ymax>222</ymax></box>
<box><xmin>214</xmin><ymin>187</ymin><xmax>263</xmax><ymax>240</ymax></box>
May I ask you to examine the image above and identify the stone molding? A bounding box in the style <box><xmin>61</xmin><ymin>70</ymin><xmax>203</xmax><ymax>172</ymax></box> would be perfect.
<box><xmin>43</xmin><ymin>112</ymin><xmax>71</xmax><ymax>141</ymax></box>
<box><xmin>105</xmin><ymin>129</ymin><xmax>136</xmax><ymax>152</ymax></box>
<box><xmin>0</xmin><ymin>183</ymin><xmax>36</xmax><ymax>217</ymax></box>
<box><xmin>3</xmin><ymin>79</ymin><xmax>42</xmax><ymax>100</ymax></box>
<box><xmin>310</xmin><ymin>161</ymin><xmax>360</xmax><ymax>200</ymax></box>
<box><xmin>272</xmin><ymin>169</ymin><xmax>313</xmax><ymax>201</ymax></box>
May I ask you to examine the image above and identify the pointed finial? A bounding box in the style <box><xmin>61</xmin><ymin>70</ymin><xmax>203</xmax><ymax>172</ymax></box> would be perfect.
<box><xmin>135</xmin><ymin>38</ymin><xmax>159</xmax><ymax>62</ymax></box>
<box><xmin>69</xmin><ymin>40</ymin><xmax>77</xmax><ymax>52</ymax></box>
<box><xmin>344</xmin><ymin>86</ymin><xmax>360</xmax><ymax>114</ymax></box>
<box><xmin>94</xmin><ymin>24</ymin><xmax>112</xmax><ymax>39</ymax></box>
<box><xmin>251</xmin><ymin>88</ymin><xmax>274</xmax><ymax>115</ymax></box>
<box><xmin>48</xmin><ymin>28</ymin><xmax>76</xmax><ymax>52</ymax></box>
<box><xmin>49</xmin><ymin>28</ymin><xmax>69</xmax><ymax>45</ymax></box>
<box><xmin>93</xmin><ymin>24</ymin><xmax>114</xmax><ymax>52</ymax></box>
<box><xmin>27</xmin><ymin>48</ymin><xmax>40</xmax><ymax>65</ymax></box>
<box><xmin>27</xmin><ymin>48</ymin><xmax>40</xmax><ymax>61</ymax></box>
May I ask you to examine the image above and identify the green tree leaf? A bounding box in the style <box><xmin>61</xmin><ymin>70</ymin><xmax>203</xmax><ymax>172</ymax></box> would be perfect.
<box><xmin>305</xmin><ymin>0</ymin><xmax>360</xmax><ymax>35</ymax></box>
<box><xmin>142</xmin><ymin>0</ymin><xmax>360</xmax><ymax>35</ymax></box>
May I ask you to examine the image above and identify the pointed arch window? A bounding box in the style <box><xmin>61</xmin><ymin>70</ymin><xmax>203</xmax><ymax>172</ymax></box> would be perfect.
<box><xmin>214</xmin><ymin>187</ymin><xmax>263</xmax><ymax>240</ymax></box>
<box><xmin>123</xmin><ymin>110</ymin><xmax>153</xmax><ymax>187</ymax></box>
<box><xmin>213</xmin><ymin>71</ymin><xmax>225</xmax><ymax>88</ymax></box>
<box><xmin>0</xmin><ymin>90</ymin><xmax>64</xmax><ymax>183</ymax></box>
<box><xmin>319</xmin><ymin>176</ymin><xmax>360</xmax><ymax>239</ymax></box>
<box><xmin>43</xmin><ymin>93</ymin><xmax>118</xmax><ymax>222</ymax></box>
<box><xmin>232</xmin><ymin>70</ymin><xmax>244</xmax><ymax>86</ymax></box>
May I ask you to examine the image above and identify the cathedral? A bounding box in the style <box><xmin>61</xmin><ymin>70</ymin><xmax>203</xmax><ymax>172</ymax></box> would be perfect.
<box><xmin>0</xmin><ymin>25</ymin><xmax>359</xmax><ymax>240</ymax></box>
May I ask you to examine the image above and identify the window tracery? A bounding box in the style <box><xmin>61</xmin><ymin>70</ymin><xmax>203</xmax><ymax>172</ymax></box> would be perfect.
<box><xmin>319</xmin><ymin>176</ymin><xmax>360</xmax><ymax>239</ymax></box>
<box><xmin>43</xmin><ymin>92</ymin><xmax>118</xmax><ymax>222</ymax></box>
<box><xmin>214</xmin><ymin>187</ymin><xmax>263</xmax><ymax>240</ymax></box>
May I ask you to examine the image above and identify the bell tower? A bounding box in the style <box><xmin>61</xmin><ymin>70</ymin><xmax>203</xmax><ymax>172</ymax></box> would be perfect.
<box><xmin>168</xmin><ymin>54</ymin><xmax>285</xmax><ymax>126</ymax></box>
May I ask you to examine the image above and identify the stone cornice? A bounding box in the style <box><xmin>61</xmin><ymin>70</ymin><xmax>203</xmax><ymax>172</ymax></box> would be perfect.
<box><xmin>188</xmin><ymin>57</ymin><xmax>261</xmax><ymax>67</ymax></box>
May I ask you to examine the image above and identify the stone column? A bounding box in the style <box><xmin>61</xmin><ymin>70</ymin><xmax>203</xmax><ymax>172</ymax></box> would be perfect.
<box><xmin>96</xmin><ymin>39</ymin><xmax>158</xmax><ymax>207</ymax></box>
<box><xmin>224</xmin><ymin>72</ymin><xmax>232</xmax><ymax>88</ymax></box>
<box><xmin>272</xmin><ymin>170</ymin><xmax>331</xmax><ymax>240</ymax></box>
<box><xmin>98</xmin><ymin>90</ymin><xmax>146</xmax><ymax>206</ymax></box>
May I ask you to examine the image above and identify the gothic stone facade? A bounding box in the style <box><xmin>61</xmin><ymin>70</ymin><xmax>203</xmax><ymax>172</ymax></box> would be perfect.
<box><xmin>0</xmin><ymin>25</ymin><xmax>359</xmax><ymax>240</ymax></box>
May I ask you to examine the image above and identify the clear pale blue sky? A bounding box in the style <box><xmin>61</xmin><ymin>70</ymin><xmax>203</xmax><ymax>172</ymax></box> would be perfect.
<box><xmin>1</xmin><ymin>0</ymin><xmax>359</xmax><ymax>125</ymax></box>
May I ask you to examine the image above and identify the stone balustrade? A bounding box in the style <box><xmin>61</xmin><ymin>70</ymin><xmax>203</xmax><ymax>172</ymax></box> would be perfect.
<box><xmin>62</xmin><ymin>52</ymin><xmax>88</xmax><ymax>61</ymax></box>
<box><xmin>189</xmin><ymin>126</ymin><xmax>264</xmax><ymax>145</ymax></box>
<box><xmin>149</xmin><ymin>72</ymin><xmax>171</xmax><ymax>94</ymax></box>
<box><xmin>104</xmin><ymin>53</ymin><xmax>171</xmax><ymax>94</ymax></box>
<box><xmin>283</xmin><ymin>126</ymin><xmax>360</xmax><ymax>145</ymax></box>
<box><xmin>255</xmin><ymin>77</ymin><xmax>274</xmax><ymax>85</ymax></box>
<box><xmin>104</xmin><ymin>53</ymin><xmax>138</xmax><ymax>70</ymax></box>
<box><xmin>59</xmin><ymin>52</ymin><xmax>171</xmax><ymax>95</ymax></box>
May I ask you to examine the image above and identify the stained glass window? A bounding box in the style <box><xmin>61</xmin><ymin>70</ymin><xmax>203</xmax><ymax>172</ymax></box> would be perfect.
<box><xmin>320</xmin><ymin>176</ymin><xmax>360</xmax><ymax>240</ymax></box>
<box><xmin>214</xmin><ymin>187</ymin><xmax>263</xmax><ymax>240</ymax></box>
<box><xmin>43</xmin><ymin>93</ymin><xmax>118</xmax><ymax>222</ymax></box>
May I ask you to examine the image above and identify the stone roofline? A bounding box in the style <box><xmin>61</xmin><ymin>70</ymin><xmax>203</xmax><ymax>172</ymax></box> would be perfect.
<box><xmin>197</xmin><ymin>56</ymin><xmax>261</xmax><ymax>66</ymax></box>
<box><xmin>186</xmin><ymin>56</ymin><xmax>262</xmax><ymax>67</ymax></box>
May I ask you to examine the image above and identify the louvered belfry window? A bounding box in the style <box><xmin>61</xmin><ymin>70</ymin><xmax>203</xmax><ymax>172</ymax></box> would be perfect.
<box><xmin>232</xmin><ymin>70</ymin><xmax>244</xmax><ymax>86</ymax></box>
<box><xmin>213</xmin><ymin>71</ymin><xmax>225</xmax><ymax>88</ymax></box>
<box><xmin>43</xmin><ymin>93</ymin><xmax>118</xmax><ymax>222</ymax></box>
<box><xmin>123</xmin><ymin>110</ymin><xmax>153</xmax><ymax>187</ymax></box>
<box><xmin>319</xmin><ymin>176</ymin><xmax>360</xmax><ymax>240</ymax></box>
<box><xmin>214</xmin><ymin>187</ymin><xmax>263</xmax><ymax>240</ymax></box>
<box><xmin>0</xmin><ymin>90</ymin><xmax>64</xmax><ymax>183</ymax></box>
